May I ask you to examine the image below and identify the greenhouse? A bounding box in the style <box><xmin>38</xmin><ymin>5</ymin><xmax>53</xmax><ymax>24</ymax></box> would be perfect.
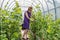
<box><xmin>0</xmin><ymin>0</ymin><xmax>60</xmax><ymax>40</ymax></box>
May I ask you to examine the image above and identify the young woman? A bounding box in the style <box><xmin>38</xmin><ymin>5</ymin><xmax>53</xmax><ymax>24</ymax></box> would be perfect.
<box><xmin>22</xmin><ymin>7</ymin><xmax>32</xmax><ymax>40</ymax></box>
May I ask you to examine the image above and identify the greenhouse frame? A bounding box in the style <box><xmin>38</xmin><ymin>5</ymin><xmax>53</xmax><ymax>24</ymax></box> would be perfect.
<box><xmin>0</xmin><ymin>0</ymin><xmax>60</xmax><ymax>19</ymax></box>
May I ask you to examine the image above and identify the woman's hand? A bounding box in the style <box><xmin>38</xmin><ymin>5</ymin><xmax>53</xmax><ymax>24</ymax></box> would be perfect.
<box><xmin>30</xmin><ymin>18</ymin><xmax>34</xmax><ymax>21</ymax></box>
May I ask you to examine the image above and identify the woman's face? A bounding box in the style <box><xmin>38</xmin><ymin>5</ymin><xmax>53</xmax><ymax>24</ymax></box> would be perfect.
<box><xmin>28</xmin><ymin>8</ymin><xmax>32</xmax><ymax>13</ymax></box>
<box><xmin>28</xmin><ymin>7</ymin><xmax>32</xmax><ymax>13</ymax></box>
<box><xmin>29</xmin><ymin>8</ymin><xmax>32</xmax><ymax>12</ymax></box>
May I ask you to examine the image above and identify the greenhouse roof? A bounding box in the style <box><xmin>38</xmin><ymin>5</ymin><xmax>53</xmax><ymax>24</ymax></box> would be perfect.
<box><xmin>0</xmin><ymin>0</ymin><xmax>60</xmax><ymax>19</ymax></box>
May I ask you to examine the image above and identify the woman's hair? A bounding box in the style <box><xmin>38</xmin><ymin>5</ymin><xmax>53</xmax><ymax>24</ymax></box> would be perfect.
<box><xmin>28</xmin><ymin>7</ymin><xmax>32</xmax><ymax>11</ymax></box>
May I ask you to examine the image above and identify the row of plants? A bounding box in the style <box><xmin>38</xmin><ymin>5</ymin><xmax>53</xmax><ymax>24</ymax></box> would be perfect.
<box><xmin>0</xmin><ymin>0</ymin><xmax>22</xmax><ymax>40</ymax></box>
<box><xmin>30</xmin><ymin>10</ymin><xmax>60</xmax><ymax>40</ymax></box>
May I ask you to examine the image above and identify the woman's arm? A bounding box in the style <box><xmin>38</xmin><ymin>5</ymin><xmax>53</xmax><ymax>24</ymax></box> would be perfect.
<box><xmin>25</xmin><ymin>12</ymin><xmax>30</xmax><ymax>20</ymax></box>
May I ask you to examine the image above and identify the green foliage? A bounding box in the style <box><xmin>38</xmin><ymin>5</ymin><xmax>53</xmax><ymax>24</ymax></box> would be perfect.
<box><xmin>30</xmin><ymin>10</ymin><xmax>60</xmax><ymax>40</ymax></box>
<box><xmin>0</xmin><ymin>1</ymin><xmax>22</xmax><ymax>40</ymax></box>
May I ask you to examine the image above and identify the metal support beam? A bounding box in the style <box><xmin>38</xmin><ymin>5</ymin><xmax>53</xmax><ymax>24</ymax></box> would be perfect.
<box><xmin>44</xmin><ymin>0</ymin><xmax>50</xmax><ymax>13</ymax></box>
<box><xmin>53</xmin><ymin>0</ymin><xmax>57</xmax><ymax>20</ymax></box>
<box><xmin>1</xmin><ymin>0</ymin><xmax>4</xmax><ymax>8</ymax></box>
